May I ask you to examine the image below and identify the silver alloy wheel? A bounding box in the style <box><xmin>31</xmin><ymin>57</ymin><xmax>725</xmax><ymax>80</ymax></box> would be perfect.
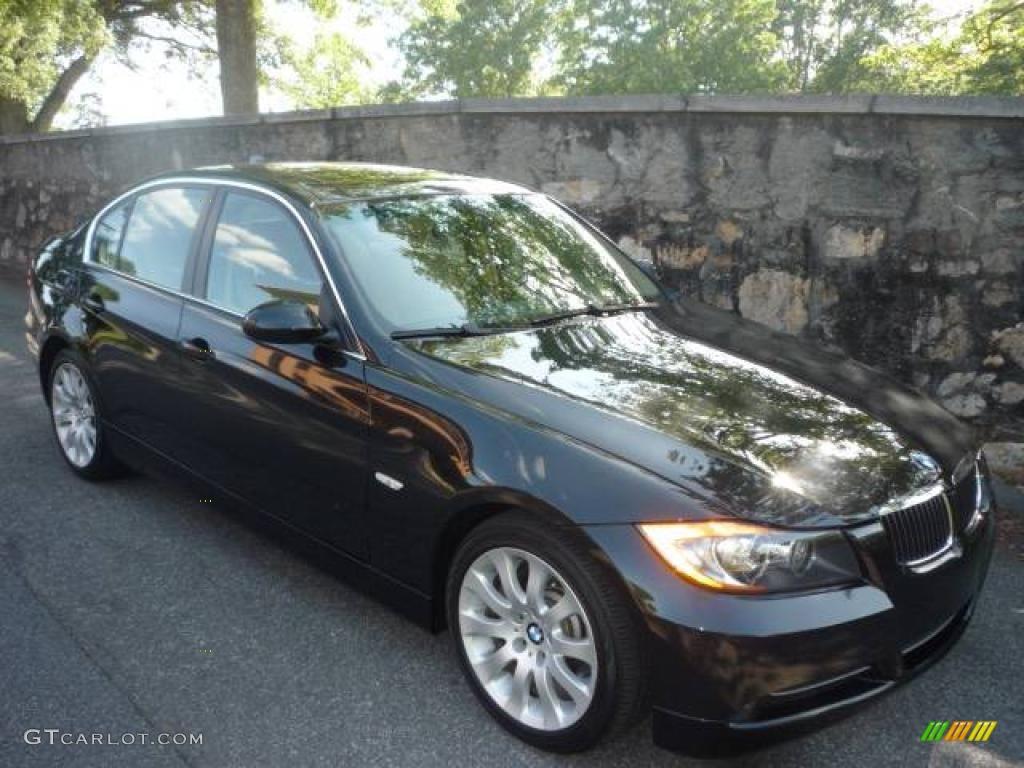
<box><xmin>458</xmin><ymin>546</ymin><xmax>598</xmax><ymax>731</ymax></box>
<box><xmin>51</xmin><ymin>362</ymin><xmax>97</xmax><ymax>468</ymax></box>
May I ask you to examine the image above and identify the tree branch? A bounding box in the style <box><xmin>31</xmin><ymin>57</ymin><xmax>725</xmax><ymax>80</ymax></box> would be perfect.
<box><xmin>986</xmin><ymin>0</ymin><xmax>1024</xmax><ymax>45</ymax></box>
<box><xmin>30</xmin><ymin>54</ymin><xmax>95</xmax><ymax>132</ymax></box>
<box><xmin>989</xmin><ymin>0</ymin><xmax>1024</xmax><ymax>24</ymax></box>
<box><xmin>131</xmin><ymin>30</ymin><xmax>210</xmax><ymax>52</ymax></box>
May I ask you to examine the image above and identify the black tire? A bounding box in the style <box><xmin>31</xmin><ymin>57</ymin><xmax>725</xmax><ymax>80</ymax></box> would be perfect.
<box><xmin>47</xmin><ymin>349</ymin><xmax>125</xmax><ymax>481</ymax></box>
<box><xmin>446</xmin><ymin>510</ymin><xmax>647</xmax><ymax>752</ymax></box>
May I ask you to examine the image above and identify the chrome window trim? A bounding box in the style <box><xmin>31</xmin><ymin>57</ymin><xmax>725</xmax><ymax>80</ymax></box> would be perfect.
<box><xmin>82</xmin><ymin>175</ymin><xmax>367</xmax><ymax>360</ymax></box>
<box><xmin>86</xmin><ymin>259</ymin><xmax>204</xmax><ymax>304</ymax></box>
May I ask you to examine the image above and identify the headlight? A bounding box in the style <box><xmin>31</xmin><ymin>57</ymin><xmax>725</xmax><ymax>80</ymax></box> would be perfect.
<box><xmin>966</xmin><ymin>455</ymin><xmax>994</xmax><ymax>535</ymax></box>
<box><xmin>637</xmin><ymin>521</ymin><xmax>861</xmax><ymax>593</ymax></box>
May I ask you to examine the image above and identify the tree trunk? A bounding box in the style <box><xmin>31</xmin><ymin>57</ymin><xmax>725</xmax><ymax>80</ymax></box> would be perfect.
<box><xmin>215</xmin><ymin>0</ymin><xmax>260</xmax><ymax>115</ymax></box>
<box><xmin>31</xmin><ymin>54</ymin><xmax>95</xmax><ymax>132</ymax></box>
<box><xmin>0</xmin><ymin>96</ymin><xmax>31</xmax><ymax>135</ymax></box>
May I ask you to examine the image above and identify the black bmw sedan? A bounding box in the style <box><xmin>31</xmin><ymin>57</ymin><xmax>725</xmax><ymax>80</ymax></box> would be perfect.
<box><xmin>26</xmin><ymin>163</ymin><xmax>995</xmax><ymax>755</ymax></box>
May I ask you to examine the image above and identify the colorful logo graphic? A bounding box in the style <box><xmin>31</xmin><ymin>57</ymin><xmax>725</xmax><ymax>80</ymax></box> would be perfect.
<box><xmin>921</xmin><ymin>721</ymin><xmax>997</xmax><ymax>742</ymax></box>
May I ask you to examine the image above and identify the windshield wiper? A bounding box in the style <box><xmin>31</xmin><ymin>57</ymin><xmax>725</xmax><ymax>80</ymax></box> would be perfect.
<box><xmin>529</xmin><ymin>300</ymin><xmax>660</xmax><ymax>328</ymax></box>
<box><xmin>391</xmin><ymin>301</ymin><xmax>661</xmax><ymax>339</ymax></box>
<box><xmin>391</xmin><ymin>323</ymin><xmax>523</xmax><ymax>340</ymax></box>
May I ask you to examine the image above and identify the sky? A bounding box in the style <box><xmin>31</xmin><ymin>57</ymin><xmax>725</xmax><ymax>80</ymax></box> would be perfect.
<box><xmin>56</xmin><ymin>0</ymin><xmax>405</xmax><ymax>129</ymax></box>
<box><xmin>54</xmin><ymin>0</ymin><xmax>983</xmax><ymax>131</ymax></box>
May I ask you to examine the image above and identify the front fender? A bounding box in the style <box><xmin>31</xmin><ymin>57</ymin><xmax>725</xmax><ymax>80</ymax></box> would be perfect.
<box><xmin>364</xmin><ymin>362</ymin><xmax>713</xmax><ymax>597</ymax></box>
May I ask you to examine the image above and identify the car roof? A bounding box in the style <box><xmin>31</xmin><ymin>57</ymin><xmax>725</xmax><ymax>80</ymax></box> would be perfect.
<box><xmin>151</xmin><ymin>162</ymin><xmax>535</xmax><ymax>206</ymax></box>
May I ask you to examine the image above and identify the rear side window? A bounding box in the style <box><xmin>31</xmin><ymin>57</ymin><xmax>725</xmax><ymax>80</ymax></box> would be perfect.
<box><xmin>119</xmin><ymin>187</ymin><xmax>207</xmax><ymax>290</ymax></box>
<box><xmin>205</xmin><ymin>192</ymin><xmax>323</xmax><ymax>316</ymax></box>
<box><xmin>92</xmin><ymin>200</ymin><xmax>131</xmax><ymax>269</ymax></box>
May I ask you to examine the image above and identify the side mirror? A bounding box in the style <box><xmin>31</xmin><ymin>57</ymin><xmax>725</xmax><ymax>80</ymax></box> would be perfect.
<box><xmin>242</xmin><ymin>299</ymin><xmax>327</xmax><ymax>344</ymax></box>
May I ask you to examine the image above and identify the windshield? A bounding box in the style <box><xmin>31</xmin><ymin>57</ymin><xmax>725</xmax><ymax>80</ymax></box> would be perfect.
<box><xmin>323</xmin><ymin>194</ymin><xmax>660</xmax><ymax>332</ymax></box>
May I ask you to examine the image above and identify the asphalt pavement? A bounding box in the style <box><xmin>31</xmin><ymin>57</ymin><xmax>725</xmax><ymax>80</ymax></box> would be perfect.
<box><xmin>0</xmin><ymin>273</ymin><xmax>1021</xmax><ymax>768</ymax></box>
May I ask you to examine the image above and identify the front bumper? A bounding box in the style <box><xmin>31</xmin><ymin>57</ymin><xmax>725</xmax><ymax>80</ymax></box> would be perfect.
<box><xmin>650</xmin><ymin>596</ymin><xmax>975</xmax><ymax>755</ymax></box>
<box><xmin>584</xmin><ymin>502</ymin><xmax>996</xmax><ymax>756</ymax></box>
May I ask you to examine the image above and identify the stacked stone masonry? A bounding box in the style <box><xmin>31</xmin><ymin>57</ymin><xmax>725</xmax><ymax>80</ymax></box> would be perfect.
<box><xmin>1</xmin><ymin>95</ymin><xmax>1021</xmax><ymax>469</ymax></box>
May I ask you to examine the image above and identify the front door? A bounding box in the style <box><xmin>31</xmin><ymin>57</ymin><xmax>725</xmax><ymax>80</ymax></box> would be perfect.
<box><xmin>175</xmin><ymin>188</ymin><xmax>370</xmax><ymax>559</ymax></box>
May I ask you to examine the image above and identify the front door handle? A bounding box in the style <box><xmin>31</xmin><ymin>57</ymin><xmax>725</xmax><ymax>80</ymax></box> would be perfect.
<box><xmin>180</xmin><ymin>337</ymin><xmax>215</xmax><ymax>361</ymax></box>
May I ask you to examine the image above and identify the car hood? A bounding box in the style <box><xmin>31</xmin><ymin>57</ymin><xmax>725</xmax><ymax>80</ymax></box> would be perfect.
<box><xmin>400</xmin><ymin>303</ymin><xmax>976</xmax><ymax>527</ymax></box>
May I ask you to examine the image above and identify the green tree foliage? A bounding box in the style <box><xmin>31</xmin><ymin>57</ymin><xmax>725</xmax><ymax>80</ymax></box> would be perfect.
<box><xmin>224</xmin><ymin>0</ymin><xmax>344</xmax><ymax>113</ymax></box>
<box><xmin>0</xmin><ymin>0</ymin><xmax>210</xmax><ymax>134</ymax></box>
<box><xmin>275</xmin><ymin>31</ymin><xmax>370</xmax><ymax>107</ymax></box>
<box><xmin>771</xmin><ymin>0</ymin><xmax>922</xmax><ymax>93</ymax></box>
<box><xmin>0</xmin><ymin>1</ymin><xmax>103</xmax><ymax>107</ymax></box>
<box><xmin>394</xmin><ymin>0</ymin><xmax>922</xmax><ymax>98</ymax></box>
<box><xmin>771</xmin><ymin>0</ymin><xmax>826</xmax><ymax>90</ymax></box>
<box><xmin>394</xmin><ymin>0</ymin><xmax>554</xmax><ymax>98</ymax></box>
<box><xmin>6</xmin><ymin>0</ymin><xmax>1023</xmax><ymax>135</ymax></box>
<box><xmin>856</xmin><ymin>1</ymin><xmax>1024</xmax><ymax>95</ymax></box>
<box><xmin>962</xmin><ymin>1</ymin><xmax>1024</xmax><ymax>93</ymax></box>
<box><xmin>0</xmin><ymin>0</ymin><xmax>347</xmax><ymax>133</ymax></box>
<box><xmin>555</xmin><ymin>0</ymin><xmax>788</xmax><ymax>95</ymax></box>
<box><xmin>393</xmin><ymin>0</ymin><xmax>1024</xmax><ymax>99</ymax></box>
<box><xmin>0</xmin><ymin>0</ymin><xmax>106</xmax><ymax>133</ymax></box>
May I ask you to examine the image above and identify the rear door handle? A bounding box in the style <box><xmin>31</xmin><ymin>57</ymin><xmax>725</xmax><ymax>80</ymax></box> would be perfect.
<box><xmin>82</xmin><ymin>291</ymin><xmax>104</xmax><ymax>312</ymax></box>
<box><xmin>54</xmin><ymin>269</ymin><xmax>77</xmax><ymax>293</ymax></box>
<box><xmin>180</xmin><ymin>337</ymin><xmax>215</xmax><ymax>361</ymax></box>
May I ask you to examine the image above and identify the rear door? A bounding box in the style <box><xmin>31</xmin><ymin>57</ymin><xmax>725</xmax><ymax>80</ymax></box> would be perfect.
<box><xmin>175</xmin><ymin>187</ymin><xmax>371</xmax><ymax>558</ymax></box>
<box><xmin>81</xmin><ymin>184</ymin><xmax>212</xmax><ymax>460</ymax></box>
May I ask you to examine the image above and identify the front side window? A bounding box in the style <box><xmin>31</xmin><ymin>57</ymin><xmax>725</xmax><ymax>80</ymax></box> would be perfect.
<box><xmin>323</xmin><ymin>194</ymin><xmax>659</xmax><ymax>332</ymax></box>
<box><xmin>205</xmin><ymin>192</ymin><xmax>323</xmax><ymax>316</ymax></box>
<box><xmin>92</xmin><ymin>200</ymin><xmax>131</xmax><ymax>269</ymax></box>
<box><xmin>119</xmin><ymin>187</ymin><xmax>207</xmax><ymax>290</ymax></box>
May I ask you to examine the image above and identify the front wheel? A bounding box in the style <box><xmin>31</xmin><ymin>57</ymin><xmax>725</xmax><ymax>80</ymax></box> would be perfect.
<box><xmin>446</xmin><ymin>512</ymin><xmax>646</xmax><ymax>752</ymax></box>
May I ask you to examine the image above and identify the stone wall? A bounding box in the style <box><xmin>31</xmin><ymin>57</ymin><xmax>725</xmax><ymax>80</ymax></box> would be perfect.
<box><xmin>2</xmin><ymin>94</ymin><xmax>1023</xmax><ymax>449</ymax></box>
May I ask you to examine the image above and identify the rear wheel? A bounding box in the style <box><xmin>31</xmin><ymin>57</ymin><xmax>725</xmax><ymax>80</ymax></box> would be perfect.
<box><xmin>48</xmin><ymin>350</ymin><xmax>123</xmax><ymax>480</ymax></box>
<box><xmin>446</xmin><ymin>512</ymin><xmax>646</xmax><ymax>752</ymax></box>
